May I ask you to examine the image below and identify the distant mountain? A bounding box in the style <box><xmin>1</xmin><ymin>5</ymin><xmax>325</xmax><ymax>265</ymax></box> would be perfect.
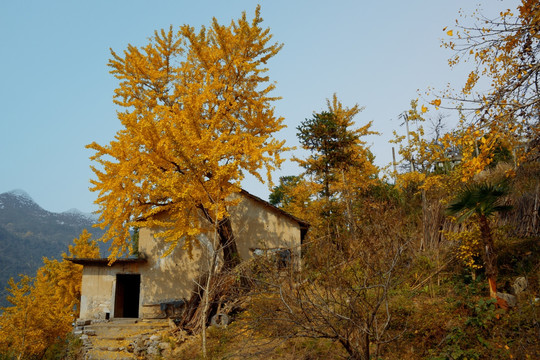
<box><xmin>62</xmin><ymin>208</ymin><xmax>100</xmax><ymax>222</ymax></box>
<box><xmin>0</xmin><ymin>190</ymin><xmax>106</xmax><ymax>307</ymax></box>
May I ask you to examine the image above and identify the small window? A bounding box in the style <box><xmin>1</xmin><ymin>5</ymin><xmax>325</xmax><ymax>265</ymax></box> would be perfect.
<box><xmin>251</xmin><ymin>248</ymin><xmax>292</xmax><ymax>269</ymax></box>
<box><xmin>276</xmin><ymin>249</ymin><xmax>291</xmax><ymax>269</ymax></box>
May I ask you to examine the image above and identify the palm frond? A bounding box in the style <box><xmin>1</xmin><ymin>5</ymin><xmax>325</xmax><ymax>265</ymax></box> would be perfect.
<box><xmin>446</xmin><ymin>180</ymin><xmax>512</xmax><ymax>222</ymax></box>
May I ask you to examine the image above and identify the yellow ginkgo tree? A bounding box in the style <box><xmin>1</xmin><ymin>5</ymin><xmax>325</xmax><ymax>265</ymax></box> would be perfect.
<box><xmin>391</xmin><ymin>99</ymin><xmax>449</xmax><ymax>177</ymax></box>
<box><xmin>0</xmin><ymin>230</ymin><xmax>100</xmax><ymax>359</ymax></box>
<box><xmin>87</xmin><ymin>7</ymin><xmax>286</xmax><ymax>267</ymax></box>
<box><xmin>440</xmin><ymin>0</ymin><xmax>539</xmax><ymax>165</ymax></box>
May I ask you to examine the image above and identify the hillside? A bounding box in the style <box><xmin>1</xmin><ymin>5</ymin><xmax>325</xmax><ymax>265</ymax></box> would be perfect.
<box><xmin>0</xmin><ymin>190</ymin><xmax>105</xmax><ymax>307</ymax></box>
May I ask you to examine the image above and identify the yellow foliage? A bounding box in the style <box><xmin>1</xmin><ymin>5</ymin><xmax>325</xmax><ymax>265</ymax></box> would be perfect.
<box><xmin>280</xmin><ymin>179</ymin><xmax>325</xmax><ymax>237</ymax></box>
<box><xmin>441</xmin><ymin>0</ymin><xmax>540</xmax><ymax>163</ymax></box>
<box><xmin>391</xmin><ymin>99</ymin><xmax>453</xmax><ymax>182</ymax></box>
<box><xmin>69</xmin><ymin>228</ymin><xmax>100</xmax><ymax>259</ymax></box>
<box><xmin>395</xmin><ymin>171</ymin><xmax>426</xmax><ymax>191</ymax></box>
<box><xmin>444</xmin><ymin>222</ymin><xmax>483</xmax><ymax>269</ymax></box>
<box><xmin>0</xmin><ymin>231</ymin><xmax>100</xmax><ymax>358</ymax></box>
<box><xmin>87</xmin><ymin>7</ymin><xmax>287</xmax><ymax>260</ymax></box>
<box><xmin>463</xmin><ymin>71</ymin><xmax>479</xmax><ymax>94</ymax></box>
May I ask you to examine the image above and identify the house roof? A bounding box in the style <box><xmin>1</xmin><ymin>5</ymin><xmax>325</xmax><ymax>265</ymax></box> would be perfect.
<box><xmin>138</xmin><ymin>188</ymin><xmax>310</xmax><ymax>230</ymax></box>
<box><xmin>66</xmin><ymin>257</ymin><xmax>147</xmax><ymax>266</ymax></box>
<box><xmin>135</xmin><ymin>188</ymin><xmax>309</xmax><ymax>229</ymax></box>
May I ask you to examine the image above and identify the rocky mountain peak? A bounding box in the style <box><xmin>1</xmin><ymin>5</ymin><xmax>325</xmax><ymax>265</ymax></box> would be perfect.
<box><xmin>0</xmin><ymin>189</ymin><xmax>106</xmax><ymax>307</ymax></box>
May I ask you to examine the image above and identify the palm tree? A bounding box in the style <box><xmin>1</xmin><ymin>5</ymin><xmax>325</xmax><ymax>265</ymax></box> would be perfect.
<box><xmin>447</xmin><ymin>181</ymin><xmax>512</xmax><ymax>304</ymax></box>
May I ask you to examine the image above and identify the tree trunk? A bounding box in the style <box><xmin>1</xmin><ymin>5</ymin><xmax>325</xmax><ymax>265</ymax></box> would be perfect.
<box><xmin>479</xmin><ymin>215</ymin><xmax>498</xmax><ymax>299</ymax></box>
<box><xmin>198</xmin><ymin>203</ymin><xmax>241</xmax><ymax>270</ymax></box>
<box><xmin>363</xmin><ymin>329</ymin><xmax>370</xmax><ymax>360</ymax></box>
<box><xmin>179</xmin><ymin>206</ymin><xmax>242</xmax><ymax>333</ymax></box>
<box><xmin>217</xmin><ymin>216</ymin><xmax>241</xmax><ymax>270</ymax></box>
<box><xmin>532</xmin><ymin>180</ymin><xmax>539</xmax><ymax>235</ymax></box>
<box><xmin>339</xmin><ymin>339</ymin><xmax>362</xmax><ymax>360</ymax></box>
<box><xmin>342</xmin><ymin>169</ymin><xmax>356</xmax><ymax>238</ymax></box>
<box><xmin>202</xmin><ymin>221</ymin><xmax>220</xmax><ymax>358</ymax></box>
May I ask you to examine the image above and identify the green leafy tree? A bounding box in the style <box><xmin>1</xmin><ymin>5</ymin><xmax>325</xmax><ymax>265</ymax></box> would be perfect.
<box><xmin>269</xmin><ymin>175</ymin><xmax>300</xmax><ymax>207</ymax></box>
<box><xmin>130</xmin><ymin>227</ymin><xmax>140</xmax><ymax>256</ymax></box>
<box><xmin>288</xmin><ymin>95</ymin><xmax>379</xmax><ymax>249</ymax></box>
<box><xmin>297</xmin><ymin>111</ymin><xmax>359</xmax><ymax>199</ymax></box>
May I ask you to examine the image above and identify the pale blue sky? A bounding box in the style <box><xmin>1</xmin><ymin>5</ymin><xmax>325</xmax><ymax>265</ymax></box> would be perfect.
<box><xmin>0</xmin><ymin>0</ymin><xmax>517</xmax><ymax>213</ymax></box>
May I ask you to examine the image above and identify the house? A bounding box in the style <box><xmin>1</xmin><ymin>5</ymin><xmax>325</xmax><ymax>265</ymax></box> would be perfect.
<box><xmin>68</xmin><ymin>190</ymin><xmax>308</xmax><ymax>321</ymax></box>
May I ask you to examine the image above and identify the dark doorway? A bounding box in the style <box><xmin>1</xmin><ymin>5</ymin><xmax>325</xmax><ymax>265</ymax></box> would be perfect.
<box><xmin>114</xmin><ymin>274</ymin><xmax>141</xmax><ymax>318</ymax></box>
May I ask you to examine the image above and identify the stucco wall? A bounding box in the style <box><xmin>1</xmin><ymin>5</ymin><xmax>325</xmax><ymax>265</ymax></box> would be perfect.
<box><xmin>79</xmin><ymin>191</ymin><xmax>303</xmax><ymax>320</ymax></box>
<box><xmin>137</xmin><ymin>192</ymin><xmax>302</xmax><ymax>305</ymax></box>
<box><xmin>229</xmin><ymin>192</ymin><xmax>302</xmax><ymax>261</ymax></box>
<box><xmin>79</xmin><ymin>262</ymin><xmax>143</xmax><ymax>320</ymax></box>
<box><xmin>138</xmin><ymin>230</ymin><xmax>204</xmax><ymax>305</ymax></box>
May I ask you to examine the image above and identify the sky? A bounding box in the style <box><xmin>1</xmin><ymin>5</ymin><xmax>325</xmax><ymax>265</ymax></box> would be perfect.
<box><xmin>0</xmin><ymin>0</ymin><xmax>519</xmax><ymax>214</ymax></box>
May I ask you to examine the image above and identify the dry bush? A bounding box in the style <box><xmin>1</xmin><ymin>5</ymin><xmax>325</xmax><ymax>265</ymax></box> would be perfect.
<box><xmin>244</xmin><ymin>201</ymin><xmax>413</xmax><ymax>360</ymax></box>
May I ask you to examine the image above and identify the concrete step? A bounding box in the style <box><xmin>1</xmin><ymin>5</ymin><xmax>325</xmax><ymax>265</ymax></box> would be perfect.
<box><xmin>83</xmin><ymin>319</ymin><xmax>169</xmax><ymax>337</ymax></box>
<box><xmin>85</xmin><ymin>348</ymin><xmax>137</xmax><ymax>360</ymax></box>
<box><xmin>86</xmin><ymin>327</ymin><xmax>155</xmax><ymax>339</ymax></box>
<box><xmin>91</xmin><ymin>337</ymin><xmax>131</xmax><ymax>350</ymax></box>
<box><xmin>80</xmin><ymin>319</ymin><xmax>171</xmax><ymax>359</ymax></box>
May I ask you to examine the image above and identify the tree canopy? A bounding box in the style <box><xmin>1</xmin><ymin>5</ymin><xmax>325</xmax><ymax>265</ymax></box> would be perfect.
<box><xmin>438</xmin><ymin>0</ymin><xmax>539</xmax><ymax>169</ymax></box>
<box><xmin>87</xmin><ymin>6</ymin><xmax>286</xmax><ymax>260</ymax></box>
<box><xmin>295</xmin><ymin>94</ymin><xmax>376</xmax><ymax>199</ymax></box>
<box><xmin>0</xmin><ymin>230</ymin><xmax>100</xmax><ymax>359</ymax></box>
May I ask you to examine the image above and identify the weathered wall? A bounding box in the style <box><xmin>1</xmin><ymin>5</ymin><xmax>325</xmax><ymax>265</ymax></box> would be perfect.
<box><xmin>137</xmin><ymin>192</ymin><xmax>302</xmax><ymax>308</ymax></box>
<box><xmin>229</xmin><ymin>192</ymin><xmax>302</xmax><ymax>261</ymax></box>
<box><xmin>138</xmin><ymin>229</ymin><xmax>204</xmax><ymax>305</ymax></box>
<box><xmin>79</xmin><ymin>262</ymin><xmax>142</xmax><ymax>320</ymax></box>
<box><xmin>80</xmin><ymin>192</ymin><xmax>303</xmax><ymax>320</ymax></box>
